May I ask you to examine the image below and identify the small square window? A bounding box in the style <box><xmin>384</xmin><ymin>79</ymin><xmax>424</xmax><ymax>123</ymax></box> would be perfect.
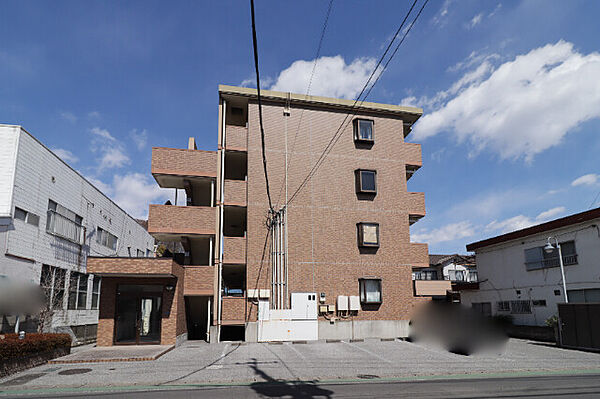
<box><xmin>355</xmin><ymin>170</ymin><xmax>377</xmax><ymax>194</ymax></box>
<box><xmin>554</xmin><ymin>289</ymin><xmax>561</xmax><ymax>296</ymax></box>
<box><xmin>359</xmin><ymin>278</ymin><xmax>382</xmax><ymax>304</ymax></box>
<box><xmin>532</xmin><ymin>299</ymin><xmax>547</xmax><ymax>307</ymax></box>
<box><xmin>14</xmin><ymin>207</ymin><xmax>27</xmax><ymax>221</ymax></box>
<box><xmin>357</xmin><ymin>222</ymin><xmax>379</xmax><ymax>247</ymax></box>
<box><xmin>353</xmin><ymin>119</ymin><xmax>374</xmax><ymax>142</ymax></box>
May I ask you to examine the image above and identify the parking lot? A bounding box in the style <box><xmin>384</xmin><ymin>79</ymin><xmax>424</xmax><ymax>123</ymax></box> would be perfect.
<box><xmin>2</xmin><ymin>338</ymin><xmax>600</xmax><ymax>394</ymax></box>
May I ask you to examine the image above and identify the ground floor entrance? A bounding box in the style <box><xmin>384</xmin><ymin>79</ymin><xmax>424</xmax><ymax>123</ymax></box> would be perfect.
<box><xmin>185</xmin><ymin>296</ymin><xmax>211</xmax><ymax>341</ymax></box>
<box><xmin>115</xmin><ymin>285</ymin><xmax>163</xmax><ymax>345</ymax></box>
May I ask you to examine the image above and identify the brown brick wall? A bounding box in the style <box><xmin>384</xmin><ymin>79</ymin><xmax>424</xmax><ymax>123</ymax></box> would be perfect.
<box><xmin>151</xmin><ymin>147</ymin><xmax>217</xmax><ymax>177</ymax></box>
<box><xmin>221</xmin><ymin>296</ymin><xmax>246</xmax><ymax>324</ymax></box>
<box><xmin>184</xmin><ymin>266</ymin><xmax>215</xmax><ymax>295</ymax></box>
<box><xmin>403</xmin><ymin>142</ymin><xmax>423</xmax><ymax>166</ymax></box>
<box><xmin>244</xmin><ymin>100</ymin><xmax>429</xmax><ymax>322</ymax></box>
<box><xmin>224</xmin><ymin>125</ymin><xmax>247</xmax><ymax>151</ymax></box>
<box><xmin>223</xmin><ymin>237</ymin><xmax>246</xmax><ymax>265</ymax></box>
<box><xmin>88</xmin><ymin>257</ymin><xmax>176</xmax><ymax>275</ymax></box>
<box><xmin>224</xmin><ymin>179</ymin><xmax>247</xmax><ymax>206</ymax></box>
<box><xmin>148</xmin><ymin>204</ymin><xmax>216</xmax><ymax>236</ymax></box>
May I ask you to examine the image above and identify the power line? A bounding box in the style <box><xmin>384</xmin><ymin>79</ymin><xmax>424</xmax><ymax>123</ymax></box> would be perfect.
<box><xmin>275</xmin><ymin>0</ymin><xmax>334</xmax><ymax>209</ymax></box>
<box><xmin>250</xmin><ymin>0</ymin><xmax>273</xmax><ymax>212</ymax></box>
<box><xmin>286</xmin><ymin>0</ymin><xmax>427</xmax><ymax>206</ymax></box>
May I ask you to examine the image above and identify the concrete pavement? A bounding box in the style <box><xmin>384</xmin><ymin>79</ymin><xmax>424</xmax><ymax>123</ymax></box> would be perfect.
<box><xmin>1</xmin><ymin>338</ymin><xmax>600</xmax><ymax>396</ymax></box>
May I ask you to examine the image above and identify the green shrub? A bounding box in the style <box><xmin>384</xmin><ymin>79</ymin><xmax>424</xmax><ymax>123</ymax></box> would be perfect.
<box><xmin>545</xmin><ymin>315</ymin><xmax>558</xmax><ymax>327</ymax></box>
<box><xmin>0</xmin><ymin>333</ymin><xmax>71</xmax><ymax>361</ymax></box>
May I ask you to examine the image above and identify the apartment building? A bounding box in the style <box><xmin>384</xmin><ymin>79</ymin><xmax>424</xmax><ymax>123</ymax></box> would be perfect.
<box><xmin>462</xmin><ymin>207</ymin><xmax>600</xmax><ymax>326</ymax></box>
<box><xmin>0</xmin><ymin>124</ymin><xmax>155</xmax><ymax>342</ymax></box>
<box><xmin>88</xmin><ymin>85</ymin><xmax>429</xmax><ymax>345</ymax></box>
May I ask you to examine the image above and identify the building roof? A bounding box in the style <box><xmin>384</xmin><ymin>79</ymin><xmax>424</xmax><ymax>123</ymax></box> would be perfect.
<box><xmin>429</xmin><ymin>254</ymin><xmax>475</xmax><ymax>266</ymax></box>
<box><xmin>218</xmin><ymin>85</ymin><xmax>423</xmax><ymax>124</ymax></box>
<box><xmin>466</xmin><ymin>207</ymin><xmax>600</xmax><ymax>252</ymax></box>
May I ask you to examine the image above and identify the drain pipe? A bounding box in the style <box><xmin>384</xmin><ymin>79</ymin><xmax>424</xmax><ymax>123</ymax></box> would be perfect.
<box><xmin>217</xmin><ymin>99</ymin><xmax>226</xmax><ymax>342</ymax></box>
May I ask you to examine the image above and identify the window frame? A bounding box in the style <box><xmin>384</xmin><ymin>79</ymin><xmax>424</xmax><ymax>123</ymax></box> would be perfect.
<box><xmin>510</xmin><ymin>300</ymin><xmax>532</xmax><ymax>314</ymax></box>
<box><xmin>355</xmin><ymin>169</ymin><xmax>377</xmax><ymax>194</ymax></box>
<box><xmin>496</xmin><ymin>301</ymin><xmax>510</xmax><ymax>312</ymax></box>
<box><xmin>96</xmin><ymin>227</ymin><xmax>118</xmax><ymax>251</ymax></box>
<box><xmin>359</xmin><ymin>278</ymin><xmax>382</xmax><ymax>305</ymax></box>
<box><xmin>357</xmin><ymin>222</ymin><xmax>380</xmax><ymax>248</ymax></box>
<box><xmin>14</xmin><ymin>207</ymin><xmax>40</xmax><ymax>227</ymax></box>
<box><xmin>91</xmin><ymin>276</ymin><xmax>101</xmax><ymax>310</ymax></box>
<box><xmin>68</xmin><ymin>272</ymin><xmax>88</xmax><ymax>310</ymax></box>
<box><xmin>40</xmin><ymin>265</ymin><xmax>66</xmax><ymax>310</ymax></box>
<box><xmin>353</xmin><ymin>118</ymin><xmax>374</xmax><ymax>143</ymax></box>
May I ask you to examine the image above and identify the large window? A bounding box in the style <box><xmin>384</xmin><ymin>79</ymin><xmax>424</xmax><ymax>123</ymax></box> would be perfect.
<box><xmin>355</xmin><ymin>170</ymin><xmax>377</xmax><ymax>194</ymax></box>
<box><xmin>510</xmin><ymin>300</ymin><xmax>532</xmax><ymax>314</ymax></box>
<box><xmin>353</xmin><ymin>119</ymin><xmax>374</xmax><ymax>142</ymax></box>
<box><xmin>96</xmin><ymin>227</ymin><xmax>118</xmax><ymax>251</ymax></box>
<box><xmin>413</xmin><ymin>270</ymin><xmax>438</xmax><ymax>280</ymax></box>
<box><xmin>567</xmin><ymin>288</ymin><xmax>600</xmax><ymax>303</ymax></box>
<box><xmin>359</xmin><ymin>278</ymin><xmax>382</xmax><ymax>304</ymax></box>
<box><xmin>91</xmin><ymin>276</ymin><xmax>101</xmax><ymax>309</ymax></box>
<box><xmin>40</xmin><ymin>265</ymin><xmax>66</xmax><ymax>309</ymax></box>
<box><xmin>357</xmin><ymin>222</ymin><xmax>379</xmax><ymax>248</ymax></box>
<box><xmin>14</xmin><ymin>207</ymin><xmax>40</xmax><ymax>226</ymax></box>
<box><xmin>524</xmin><ymin>241</ymin><xmax>577</xmax><ymax>271</ymax></box>
<box><xmin>497</xmin><ymin>301</ymin><xmax>510</xmax><ymax>312</ymax></box>
<box><xmin>46</xmin><ymin>200</ymin><xmax>83</xmax><ymax>244</ymax></box>
<box><xmin>68</xmin><ymin>272</ymin><xmax>88</xmax><ymax>310</ymax></box>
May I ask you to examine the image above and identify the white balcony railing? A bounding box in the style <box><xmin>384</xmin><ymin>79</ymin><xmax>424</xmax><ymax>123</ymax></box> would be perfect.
<box><xmin>46</xmin><ymin>210</ymin><xmax>84</xmax><ymax>245</ymax></box>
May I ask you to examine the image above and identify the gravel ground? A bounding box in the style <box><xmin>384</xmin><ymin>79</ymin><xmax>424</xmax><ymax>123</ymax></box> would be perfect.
<box><xmin>1</xmin><ymin>338</ymin><xmax>599</xmax><ymax>392</ymax></box>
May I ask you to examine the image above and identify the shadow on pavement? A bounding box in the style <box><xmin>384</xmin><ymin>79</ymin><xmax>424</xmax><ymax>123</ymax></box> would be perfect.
<box><xmin>249</xmin><ymin>358</ymin><xmax>334</xmax><ymax>398</ymax></box>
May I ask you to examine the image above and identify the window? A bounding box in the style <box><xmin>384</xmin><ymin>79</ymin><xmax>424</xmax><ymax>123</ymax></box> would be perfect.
<box><xmin>46</xmin><ymin>200</ymin><xmax>83</xmax><ymax>244</ymax></box>
<box><xmin>524</xmin><ymin>241</ymin><xmax>577</xmax><ymax>270</ymax></box>
<box><xmin>447</xmin><ymin>270</ymin><xmax>465</xmax><ymax>281</ymax></box>
<box><xmin>357</xmin><ymin>223</ymin><xmax>379</xmax><ymax>247</ymax></box>
<box><xmin>472</xmin><ymin>302</ymin><xmax>492</xmax><ymax>317</ymax></box>
<box><xmin>567</xmin><ymin>288</ymin><xmax>600</xmax><ymax>303</ymax></box>
<box><xmin>554</xmin><ymin>290</ymin><xmax>561</xmax><ymax>296</ymax></box>
<box><xmin>532</xmin><ymin>299</ymin><xmax>547</xmax><ymax>307</ymax></box>
<box><xmin>497</xmin><ymin>301</ymin><xmax>510</xmax><ymax>312</ymax></box>
<box><xmin>414</xmin><ymin>270</ymin><xmax>437</xmax><ymax>280</ymax></box>
<box><xmin>510</xmin><ymin>300</ymin><xmax>532</xmax><ymax>314</ymax></box>
<box><xmin>91</xmin><ymin>276</ymin><xmax>101</xmax><ymax>309</ymax></box>
<box><xmin>96</xmin><ymin>227</ymin><xmax>118</xmax><ymax>251</ymax></box>
<box><xmin>68</xmin><ymin>272</ymin><xmax>88</xmax><ymax>310</ymax></box>
<box><xmin>353</xmin><ymin>119</ymin><xmax>374</xmax><ymax>142</ymax></box>
<box><xmin>40</xmin><ymin>265</ymin><xmax>66</xmax><ymax>309</ymax></box>
<box><xmin>355</xmin><ymin>170</ymin><xmax>377</xmax><ymax>194</ymax></box>
<box><xmin>359</xmin><ymin>278</ymin><xmax>382</xmax><ymax>304</ymax></box>
<box><xmin>14</xmin><ymin>207</ymin><xmax>40</xmax><ymax>226</ymax></box>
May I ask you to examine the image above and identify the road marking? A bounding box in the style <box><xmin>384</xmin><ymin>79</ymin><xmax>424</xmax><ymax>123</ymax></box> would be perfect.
<box><xmin>287</xmin><ymin>343</ymin><xmax>308</xmax><ymax>361</ymax></box>
<box><xmin>343</xmin><ymin>341</ymin><xmax>393</xmax><ymax>364</ymax></box>
<box><xmin>215</xmin><ymin>344</ymin><xmax>230</xmax><ymax>365</ymax></box>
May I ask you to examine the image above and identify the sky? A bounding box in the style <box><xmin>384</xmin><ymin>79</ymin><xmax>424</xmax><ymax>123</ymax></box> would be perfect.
<box><xmin>2</xmin><ymin>0</ymin><xmax>600</xmax><ymax>254</ymax></box>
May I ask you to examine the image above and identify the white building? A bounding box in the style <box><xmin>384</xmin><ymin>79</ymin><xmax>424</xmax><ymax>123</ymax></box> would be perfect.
<box><xmin>0</xmin><ymin>124</ymin><xmax>154</xmax><ymax>342</ymax></box>
<box><xmin>462</xmin><ymin>207</ymin><xmax>600</xmax><ymax>326</ymax></box>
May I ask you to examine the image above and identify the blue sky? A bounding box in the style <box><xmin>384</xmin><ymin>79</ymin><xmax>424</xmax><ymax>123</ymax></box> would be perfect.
<box><xmin>2</xmin><ymin>1</ymin><xmax>600</xmax><ymax>254</ymax></box>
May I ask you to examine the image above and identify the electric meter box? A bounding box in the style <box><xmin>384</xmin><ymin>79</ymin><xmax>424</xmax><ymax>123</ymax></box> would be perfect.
<box><xmin>337</xmin><ymin>295</ymin><xmax>349</xmax><ymax>311</ymax></box>
<box><xmin>291</xmin><ymin>292</ymin><xmax>317</xmax><ymax>320</ymax></box>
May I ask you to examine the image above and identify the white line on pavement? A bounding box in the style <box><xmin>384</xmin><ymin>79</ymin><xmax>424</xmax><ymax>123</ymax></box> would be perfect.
<box><xmin>287</xmin><ymin>343</ymin><xmax>308</xmax><ymax>361</ymax></box>
<box><xmin>343</xmin><ymin>341</ymin><xmax>393</xmax><ymax>364</ymax></box>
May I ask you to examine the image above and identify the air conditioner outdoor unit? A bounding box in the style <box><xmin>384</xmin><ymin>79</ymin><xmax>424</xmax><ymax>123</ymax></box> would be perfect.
<box><xmin>337</xmin><ymin>296</ymin><xmax>349</xmax><ymax>311</ymax></box>
<box><xmin>349</xmin><ymin>296</ymin><xmax>360</xmax><ymax>311</ymax></box>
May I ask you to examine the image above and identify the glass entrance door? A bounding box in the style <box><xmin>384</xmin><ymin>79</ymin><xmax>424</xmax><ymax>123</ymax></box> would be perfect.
<box><xmin>115</xmin><ymin>285</ymin><xmax>163</xmax><ymax>345</ymax></box>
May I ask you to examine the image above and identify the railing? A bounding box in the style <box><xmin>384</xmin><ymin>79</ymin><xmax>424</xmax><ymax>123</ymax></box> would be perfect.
<box><xmin>526</xmin><ymin>254</ymin><xmax>578</xmax><ymax>269</ymax></box>
<box><xmin>46</xmin><ymin>210</ymin><xmax>83</xmax><ymax>244</ymax></box>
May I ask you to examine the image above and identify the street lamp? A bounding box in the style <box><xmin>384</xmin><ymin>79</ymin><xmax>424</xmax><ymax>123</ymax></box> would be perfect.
<box><xmin>544</xmin><ymin>237</ymin><xmax>569</xmax><ymax>303</ymax></box>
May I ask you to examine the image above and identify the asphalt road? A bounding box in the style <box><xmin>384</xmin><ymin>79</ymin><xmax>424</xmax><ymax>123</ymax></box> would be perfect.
<box><xmin>9</xmin><ymin>373</ymin><xmax>600</xmax><ymax>398</ymax></box>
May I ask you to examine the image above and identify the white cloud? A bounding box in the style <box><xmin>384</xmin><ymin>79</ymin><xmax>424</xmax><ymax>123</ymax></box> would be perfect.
<box><xmin>486</xmin><ymin>206</ymin><xmax>566</xmax><ymax>234</ymax></box>
<box><xmin>535</xmin><ymin>206</ymin><xmax>566</xmax><ymax>221</ymax></box>
<box><xmin>269</xmin><ymin>55</ymin><xmax>378</xmax><ymax>99</ymax></box>
<box><xmin>60</xmin><ymin>111</ymin><xmax>77</xmax><ymax>124</ymax></box>
<box><xmin>467</xmin><ymin>13</ymin><xmax>483</xmax><ymax>29</ymax></box>
<box><xmin>410</xmin><ymin>41</ymin><xmax>600</xmax><ymax>161</ymax></box>
<box><xmin>52</xmin><ymin>148</ymin><xmax>79</xmax><ymax>164</ymax></box>
<box><xmin>571</xmin><ymin>173</ymin><xmax>599</xmax><ymax>187</ymax></box>
<box><xmin>87</xmin><ymin>111</ymin><xmax>101</xmax><ymax>119</ymax></box>
<box><xmin>130</xmin><ymin>129</ymin><xmax>148</xmax><ymax>151</ymax></box>
<box><xmin>488</xmin><ymin>3</ymin><xmax>502</xmax><ymax>18</ymax></box>
<box><xmin>431</xmin><ymin>0</ymin><xmax>453</xmax><ymax>27</ymax></box>
<box><xmin>90</xmin><ymin>127</ymin><xmax>130</xmax><ymax>171</ymax></box>
<box><xmin>411</xmin><ymin>221</ymin><xmax>475</xmax><ymax>245</ymax></box>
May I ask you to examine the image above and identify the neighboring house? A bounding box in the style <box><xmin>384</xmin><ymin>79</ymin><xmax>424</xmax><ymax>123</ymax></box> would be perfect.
<box><xmin>412</xmin><ymin>254</ymin><xmax>478</xmax><ymax>300</ymax></box>
<box><xmin>462</xmin><ymin>207</ymin><xmax>600</xmax><ymax>326</ymax></box>
<box><xmin>0</xmin><ymin>124</ymin><xmax>155</xmax><ymax>343</ymax></box>
<box><xmin>88</xmin><ymin>84</ymin><xmax>431</xmax><ymax>346</ymax></box>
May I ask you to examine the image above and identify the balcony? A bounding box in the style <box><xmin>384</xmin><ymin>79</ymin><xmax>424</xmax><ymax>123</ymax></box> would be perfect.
<box><xmin>221</xmin><ymin>296</ymin><xmax>246</xmax><ymax>325</ymax></box>
<box><xmin>414</xmin><ymin>280</ymin><xmax>451</xmax><ymax>296</ymax></box>
<box><xmin>184</xmin><ymin>266</ymin><xmax>215</xmax><ymax>296</ymax></box>
<box><xmin>403</xmin><ymin>143</ymin><xmax>423</xmax><ymax>166</ymax></box>
<box><xmin>408</xmin><ymin>192</ymin><xmax>426</xmax><ymax>225</ymax></box>
<box><xmin>408</xmin><ymin>243</ymin><xmax>429</xmax><ymax>268</ymax></box>
<box><xmin>223</xmin><ymin>237</ymin><xmax>246</xmax><ymax>264</ymax></box>
<box><xmin>151</xmin><ymin>147</ymin><xmax>217</xmax><ymax>188</ymax></box>
<box><xmin>224</xmin><ymin>125</ymin><xmax>247</xmax><ymax>151</ymax></box>
<box><xmin>224</xmin><ymin>180</ymin><xmax>247</xmax><ymax>206</ymax></box>
<box><xmin>148</xmin><ymin>205</ymin><xmax>216</xmax><ymax>241</ymax></box>
<box><xmin>526</xmin><ymin>254</ymin><xmax>578</xmax><ymax>270</ymax></box>
<box><xmin>88</xmin><ymin>257</ymin><xmax>182</xmax><ymax>279</ymax></box>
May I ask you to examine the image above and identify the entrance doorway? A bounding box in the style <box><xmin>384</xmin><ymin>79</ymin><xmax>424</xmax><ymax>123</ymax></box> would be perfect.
<box><xmin>115</xmin><ymin>285</ymin><xmax>163</xmax><ymax>345</ymax></box>
<box><xmin>185</xmin><ymin>296</ymin><xmax>211</xmax><ymax>341</ymax></box>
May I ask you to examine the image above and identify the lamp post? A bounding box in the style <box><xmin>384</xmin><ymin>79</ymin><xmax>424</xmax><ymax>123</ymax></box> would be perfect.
<box><xmin>544</xmin><ymin>237</ymin><xmax>568</xmax><ymax>303</ymax></box>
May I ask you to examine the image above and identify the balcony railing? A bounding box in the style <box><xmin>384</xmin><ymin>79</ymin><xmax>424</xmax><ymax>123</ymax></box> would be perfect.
<box><xmin>46</xmin><ymin>210</ymin><xmax>84</xmax><ymax>245</ymax></box>
<box><xmin>525</xmin><ymin>254</ymin><xmax>578</xmax><ymax>269</ymax></box>
<box><xmin>148</xmin><ymin>205</ymin><xmax>216</xmax><ymax>237</ymax></box>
